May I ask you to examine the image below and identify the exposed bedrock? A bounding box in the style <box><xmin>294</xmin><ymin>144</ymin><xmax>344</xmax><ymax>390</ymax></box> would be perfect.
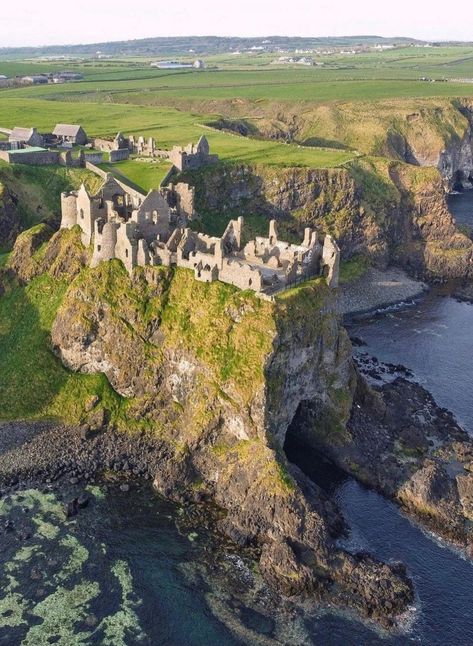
<box><xmin>438</xmin><ymin>102</ymin><xmax>473</xmax><ymax>191</ymax></box>
<box><xmin>183</xmin><ymin>160</ymin><xmax>473</xmax><ymax>280</ymax></box>
<box><xmin>382</xmin><ymin>105</ymin><xmax>473</xmax><ymax>191</ymax></box>
<box><xmin>439</xmin><ymin>130</ymin><xmax>473</xmax><ymax>191</ymax></box>
<box><xmin>288</xmin><ymin>374</ymin><xmax>473</xmax><ymax>554</ymax></box>
<box><xmin>42</xmin><ymin>230</ymin><xmax>412</xmax><ymax>625</ymax></box>
<box><xmin>0</xmin><ymin>181</ymin><xmax>23</xmax><ymax>249</ymax></box>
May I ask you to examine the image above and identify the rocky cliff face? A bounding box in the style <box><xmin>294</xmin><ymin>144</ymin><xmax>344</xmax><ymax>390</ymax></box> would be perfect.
<box><xmin>438</xmin><ymin>101</ymin><xmax>473</xmax><ymax>191</ymax></box>
<box><xmin>36</xmin><ymin>230</ymin><xmax>411</xmax><ymax>625</ymax></box>
<box><xmin>183</xmin><ymin>158</ymin><xmax>473</xmax><ymax>280</ymax></box>
<box><xmin>289</xmin><ymin>372</ymin><xmax>473</xmax><ymax>556</ymax></box>
<box><xmin>201</xmin><ymin>97</ymin><xmax>473</xmax><ymax>190</ymax></box>
<box><xmin>439</xmin><ymin>130</ymin><xmax>473</xmax><ymax>191</ymax></box>
<box><xmin>0</xmin><ymin>180</ymin><xmax>23</xmax><ymax>249</ymax></box>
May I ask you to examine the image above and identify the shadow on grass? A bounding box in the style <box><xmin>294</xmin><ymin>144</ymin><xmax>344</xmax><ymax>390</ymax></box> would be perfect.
<box><xmin>302</xmin><ymin>137</ymin><xmax>351</xmax><ymax>151</ymax></box>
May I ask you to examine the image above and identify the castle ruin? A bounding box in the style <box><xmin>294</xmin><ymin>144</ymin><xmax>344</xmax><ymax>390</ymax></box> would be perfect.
<box><xmin>61</xmin><ymin>174</ymin><xmax>340</xmax><ymax>296</ymax></box>
<box><xmin>168</xmin><ymin>135</ymin><xmax>219</xmax><ymax>171</ymax></box>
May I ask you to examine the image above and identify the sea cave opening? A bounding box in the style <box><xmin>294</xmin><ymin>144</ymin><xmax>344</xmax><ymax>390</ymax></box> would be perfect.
<box><xmin>282</xmin><ymin>402</ymin><xmax>347</xmax><ymax>494</ymax></box>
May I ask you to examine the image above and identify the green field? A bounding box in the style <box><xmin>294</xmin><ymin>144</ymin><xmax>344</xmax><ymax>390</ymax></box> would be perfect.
<box><xmin>0</xmin><ymin>98</ymin><xmax>355</xmax><ymax>168</ymax></box>
<box><xmin>2</xmin><ymin>45</ymin><xmax>473</xmax><ymax>112</ymax></box>
<box><xmin>98</xmin><ymin>159</ymin><xmax>173</xmax><ymax>192</ymax></box>
<box><xmin>2</xmin><ymin>70</ymin><xmax>473</xmax><ymax>104</ymax></box>
<box><xmin>1</xmin><ymin>44</ymin><xmax>473</xmax><ymax>189</ymax></box>
<box><xmin>2</xmin><ymin>44</ymin><xmax>473</xmax><ymax>83</ymax></box>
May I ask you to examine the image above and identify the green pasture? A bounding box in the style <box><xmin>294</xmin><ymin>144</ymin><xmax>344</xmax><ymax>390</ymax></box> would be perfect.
<box><xmin>2</xmin><ymin>69</ymin><xmax>473</xmax><ymax>104</ymax></box>
<box><xmin>0</xmin><ymin>98</ymin><xmax>355</xmax><ymax>168</ymax></box>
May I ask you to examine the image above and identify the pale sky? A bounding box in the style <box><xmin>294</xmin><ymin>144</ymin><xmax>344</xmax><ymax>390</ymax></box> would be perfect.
<box><xmin>2</xmin><ymin>0</ymin><xmax>472</xmax><ymax>48</ymax></box>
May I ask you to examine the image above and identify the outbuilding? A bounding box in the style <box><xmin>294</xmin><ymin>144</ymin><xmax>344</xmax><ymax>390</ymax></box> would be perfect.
<box><xmin>53</xmin><ymin>124</ymin><xmax>88</xmax><ymax>146</ymax></box>
<box><xmin>9</xmin><ymin>127</ymin><xmax>44</xmax><ymax>147</ymax></box>
<box><xmin>21</xmin><ymin>75</ymin><xmax>48</xmax><ymax>84</ymax></box>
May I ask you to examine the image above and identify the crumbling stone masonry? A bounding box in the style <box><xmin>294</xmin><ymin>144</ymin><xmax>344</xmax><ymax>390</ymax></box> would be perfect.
<box><xmin>61</xmin><ymin>175</ymin><xmax>340</xmax><ymax>295</ymax></box>
<box><xmin>94</xmin><ymin>132</ymin><xmax>219</xmax><ymax>171</ymax></box>
<box><xmin>168</xmin><ymin>135</ymin><xmax>218</xmax><ymax>171</ymax></box>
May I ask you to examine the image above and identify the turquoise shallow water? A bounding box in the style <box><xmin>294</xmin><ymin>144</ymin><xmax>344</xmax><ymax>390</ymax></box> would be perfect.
<box><xmin>4</xmin><ymin>442</ymin><xmax>473</xmax><ymax>645</ymax></box>
<box><xmin>2</xmin><ymin>194</ymin><xmax>473</xmax><ymax>645</ymax></box>
<box><xmin>0</xmin><ymin>486</ymin><xmax>244</xmax><ymax>645</ymax></box>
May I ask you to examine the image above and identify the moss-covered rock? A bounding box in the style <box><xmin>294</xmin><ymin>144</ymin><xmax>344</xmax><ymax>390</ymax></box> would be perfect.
<box><xmin>1</xmin><ymin>228</ymin><xmax>415</xmax><ymax>623</ymax></box>
<box><xmin>7</xmin><ymin>225</ymin><xmax>89</xmax><ymax>283</ymax></box>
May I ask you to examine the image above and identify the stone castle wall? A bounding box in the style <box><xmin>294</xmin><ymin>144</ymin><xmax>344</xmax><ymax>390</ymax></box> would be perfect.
<box><xmin>110</xmin><ymin>149</ymin><xmax>130</xmax><ymax>162</ymax></box>
<box><xmin>83</xmin><ymin>152</ymin><xmax>104</xmax><ymax>165</ymax></box>
<box><xmin>60</xmin><ymin>173</ymin><xmax>340</xmax><ymax>296</ymax></box>
<box><xmin>322</xmin><ymin>235</ymin><xmax>340</xmax><ymax>288</ymax></box>
<box><xmin>170</xmin><ymin>182</ymin><xmax>195</xmax><ymax>219</ymax></box>
<box><xmin>0</xmin><ymin>149</ymin><xmax>59</xmax><ymax>165</ymax></box>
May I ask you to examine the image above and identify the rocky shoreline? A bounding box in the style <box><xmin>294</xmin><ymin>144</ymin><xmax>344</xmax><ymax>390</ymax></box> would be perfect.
<box><xmin>0</xmin><ymin>420</ymin><xmax>164</xmax><ymax>494</ymax></box>
<box><xmin>337</xmin><ymin>267</ymin><xmax>428</xmax><ymax>317</ymax></box>
<box><xmin>290</xmin><ymin>354</ymin><xmax>473</xmax><ymax>557</ymax></box>
<box><xmin>0</xmin><ymin>417</ymin><xmax>415</xmax><ymax>630</ymax></box>
<box><xmin>3</xmin><ymin>367</ymin><xmax>473</xmax><ymax>628</ymax></box>
<box><xmin>4</xmin><ymin>363</ymin><xmax>473</xmax><ymax>629</ymax></box>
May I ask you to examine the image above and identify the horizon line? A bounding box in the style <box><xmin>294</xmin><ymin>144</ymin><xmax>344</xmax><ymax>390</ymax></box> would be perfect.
<box><xmin>2</xmin><ymin>33</ymin><xmax>471</xmax><ymax>52</ymax></box>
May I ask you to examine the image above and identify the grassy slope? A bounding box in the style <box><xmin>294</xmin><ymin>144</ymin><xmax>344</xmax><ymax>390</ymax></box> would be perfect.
<box><xmin>280</xmin><ymin>98</ymin><xmax>470</xmax><ymax>157</ymax></box>
<box><xmin>2</xmin><ymin>73</ymin><xmax>466</xmax><ymax>99</ymax></box>
<box><xmin>0</xmin><ymin>162</ymin><xmax>102</xmax><ymax>250</ymax></box>
<box><xmin>0</xmin><ymin>98</ymin><xmax>354</xmax><ymax>168</ymax></box>
<box><xmin>0</xmin><ymin>273</ymin><xmax>121</xmax><ymax>421</ymax></box>
<box><xmin>0</xmin><ymin>162</ymin><xmax>101</xmax><ymax>213</ymax></box>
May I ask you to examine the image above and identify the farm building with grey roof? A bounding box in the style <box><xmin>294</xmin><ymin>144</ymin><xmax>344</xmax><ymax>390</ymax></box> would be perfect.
<box><xmin>53</xmin><ymin>124</ymin><xmax>87</xmax><ymax>145</ymax></box>
<box><xmin>9</xmin><ymin>127</ymin><xmax>44</xmax><ymax>147</ymax></box>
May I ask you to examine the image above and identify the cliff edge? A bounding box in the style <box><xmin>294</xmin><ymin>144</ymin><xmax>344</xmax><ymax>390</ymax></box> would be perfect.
<box><xmin>1</xmin><ymin>226</ymin><xmax>414</xmax><ymax>626</ymax></box>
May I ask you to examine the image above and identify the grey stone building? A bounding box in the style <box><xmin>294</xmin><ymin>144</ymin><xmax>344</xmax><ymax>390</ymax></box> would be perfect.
<box><xmin>61</xmin><ymin>174</ymin><xmax>340</xmax><ymax>296</ymax></box>
<box><xmin>8</xmin><ymin>127</ymin><xmax>44</xmax><ymax>147</ymax></box>
<box><xmin>53</xmin><ymin>124</ymin><xmax>88</xmax><ymax>146</ymax></box>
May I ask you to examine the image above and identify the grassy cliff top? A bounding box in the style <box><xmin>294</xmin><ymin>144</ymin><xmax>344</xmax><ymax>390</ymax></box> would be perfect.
<box><xmin>0</xmin><ymin>225</ymin><xmax>336</xmax><ymax>431</ymax></box>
